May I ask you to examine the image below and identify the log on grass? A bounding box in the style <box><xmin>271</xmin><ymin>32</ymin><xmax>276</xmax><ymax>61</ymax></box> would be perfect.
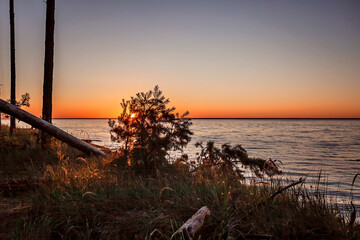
<box><xmin>0</xmin><ymin>99</ymin><xmax>105</xmax><ymax>156</ymax></box>
<box><xmin>171</xmin><ymin>206</ymin><xmax>210</xmax><ymax>239</ymax></box>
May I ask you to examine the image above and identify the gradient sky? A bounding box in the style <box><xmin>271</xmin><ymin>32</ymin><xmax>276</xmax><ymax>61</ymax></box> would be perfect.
<box><xmin>0</xmin><ymin>0</ymin><xmax>359</xmax><ymax>118</ymax></box>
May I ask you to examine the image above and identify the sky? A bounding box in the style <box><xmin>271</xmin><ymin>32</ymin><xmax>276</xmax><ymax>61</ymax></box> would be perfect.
<box><xmin>0</xmin><ymin>0</ymin><xmax>359</xmax><ymax>118</ymax></box>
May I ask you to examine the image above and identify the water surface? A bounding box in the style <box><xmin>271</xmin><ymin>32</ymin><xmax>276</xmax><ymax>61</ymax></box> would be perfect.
<box><xmin>4</xmin><ymin>118</ymin><xmax>360</xmax><ymax>205</ymax></box>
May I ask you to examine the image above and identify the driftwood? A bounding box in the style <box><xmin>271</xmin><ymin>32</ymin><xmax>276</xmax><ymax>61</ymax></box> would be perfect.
<box><xmin>0</xmin><ymin>99</ymin><xmax>105</xmax><ymax>156</ymax></box>
<box><xmin>171</xmin><ymin>206</ymin><xmax>210</xmax><ymax>239</ymax></box>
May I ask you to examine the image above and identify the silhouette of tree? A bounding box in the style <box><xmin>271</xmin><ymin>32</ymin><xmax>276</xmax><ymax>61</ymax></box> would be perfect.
<box><xmin>8</xmin><ymin>93</ymin><xmax>30</xmax><ymax>108</ymax></box>
<box><xmin>3</xmin><ymin>93</ymin><xmax>30</xmax><ymax>119</ymax></box>
<box><xmin>42</xmin><ymin>0</ymin><xmax>55</xmax><ymax>145</ymax></box>
<box><xmin>194</xmin><ymin>141</ymin><xmax>281</xmax><ymax>178</ymax></box>
<box><xmin>109</xmin><ymin>86</ymin><xmax>193</xmax><ymax>171</ymax></box>
<box><xmin>9</xmin><ymin>0</ymin><xmax>16</xmax><ymax>135</ymax></box>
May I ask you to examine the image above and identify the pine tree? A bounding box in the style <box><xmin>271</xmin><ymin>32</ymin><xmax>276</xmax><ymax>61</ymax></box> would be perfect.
<box><xmin>109</xmin><ymin>86</ymin><xmax>193</xmax><ymax>171</ymax></box>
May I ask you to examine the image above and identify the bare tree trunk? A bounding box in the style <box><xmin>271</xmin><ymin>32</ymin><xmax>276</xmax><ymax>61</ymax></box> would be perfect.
<box><xmin>0</xmin><ymin>84</ymin><xmax>2</xmax><ymax>131</ymax></box>
<box><xmin>41</xmin><ymin>0</ymin><xmax>55</xmax><ymax>146</ymax></box>
<box><xmin>9</xmin><ymin>0</ymin><xmax>16</xmax><ymax>135</ymax></box>
<box><xmin>0</xmin><ymin>99</ymin><xmax>105</xmax><ymax>156</ymax></box>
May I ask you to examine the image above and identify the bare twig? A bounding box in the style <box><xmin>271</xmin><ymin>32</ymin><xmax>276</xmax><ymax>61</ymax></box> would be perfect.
<box><xmin>268</xmin><ymin>178</ymin><xmax>304</xmax><ymax>201</ymax></box>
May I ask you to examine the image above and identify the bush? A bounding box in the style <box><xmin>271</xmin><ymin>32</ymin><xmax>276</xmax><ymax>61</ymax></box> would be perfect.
<box><xmin>109</xmin><ymin>86</ymin><xmax>193</xmax><ymax>171</ymax></box>
<box><xmin>193</xmin><ymin>141</ymin><xmax>282</xmax><ymax>179</ymax></box>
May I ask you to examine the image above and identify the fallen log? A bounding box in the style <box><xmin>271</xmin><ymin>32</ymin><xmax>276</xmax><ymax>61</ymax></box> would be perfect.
<box><xmin>0</xmin><ymin>99</ymin><xmax>105</xmax><ymax>156</ymax></box>
<box><xmin>82</xmin><ymin>139</ymin><xmax>112</xmax><ymax>154</ymax></box>
<box><xmin>171</xmin><ymin>206</ymin><xmax>210</xmax><ymax>239</ymax></box>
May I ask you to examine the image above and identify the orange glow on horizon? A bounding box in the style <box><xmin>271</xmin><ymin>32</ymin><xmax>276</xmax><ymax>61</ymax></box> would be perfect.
<box><xmin>19</xmin><ymin>101</ymin><xmax>360</xmax><ymax>119</ymax></box>
<box><xmin>0</xmin><ymin>1</ymin><xmax>359</xmax><ymax>121</ymax></box>
<box><xmin>12</xmin><ymin>90</ymin><xmax>360</xmax><ymax>119</ymax></box>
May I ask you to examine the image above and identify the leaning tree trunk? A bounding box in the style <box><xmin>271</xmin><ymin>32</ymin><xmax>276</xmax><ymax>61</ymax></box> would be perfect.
<box><xmin>42</xmin><ymin>0</ymin><xmax>55</xmax><ymax>146</ymax></box>
<box><xmin>9</xmin><ymin>0</ymin><xmax>16</xmax><ymax>135</ymax></box>
<box><xmin>0</xmin><ymin>99</ymin><xmax>105</xmax><ymax>156</ymax></box>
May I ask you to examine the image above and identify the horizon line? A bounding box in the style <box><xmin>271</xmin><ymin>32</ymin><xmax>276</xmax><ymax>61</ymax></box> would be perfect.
<box><xmin>51</xmin><ymin>117</ymin><xmax>360</xmax><ymax>120</ymax></box>
<box><xmin>1</xmin><ymin>117</ymin><xmax>360</xmax><ymax>120</ymax></box>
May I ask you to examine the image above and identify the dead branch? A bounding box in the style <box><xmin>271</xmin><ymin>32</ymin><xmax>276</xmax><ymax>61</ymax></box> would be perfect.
<box><xmin>268</xmin><ymin>178</ymin><xmax>304</xmax><ymax>201</ymax></box>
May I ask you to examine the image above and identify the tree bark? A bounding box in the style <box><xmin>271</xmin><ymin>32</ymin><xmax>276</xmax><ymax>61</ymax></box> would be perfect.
<box><xmin>0</xmin><ymin>99</ymin><xmax>105</xmax><ymax>156</ymax></box>
<box><xmin>9</xmin><ymin>0</ymin><xmax>16</xmax><ymax>135</ymax></box>
<box><xmin>42</xmin><ymin>0</ymin><xmax>55</xmax><ymax>146</ymax></box>
<box><xmin>0</xmin><ymin>84</ymin><xmax>2</xmax><ymax>131</ymax></box>
<box><xmin>42</xmin><ymin>0</ymin><xmax>55</xmax><ymax>123</ymax></box>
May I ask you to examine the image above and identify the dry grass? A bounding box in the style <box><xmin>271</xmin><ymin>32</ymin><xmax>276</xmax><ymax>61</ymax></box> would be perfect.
<box><xmin>0</xmin><ymin>125</ymin><xmax>359</xmax><ymax>239</ymax></box>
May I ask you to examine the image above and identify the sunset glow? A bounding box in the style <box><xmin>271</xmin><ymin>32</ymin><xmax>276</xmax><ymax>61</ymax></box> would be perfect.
<box><xmin>0</xmin><ymin>0</ymin><xmax>359</xmax><ymax>118</ymax></box>
<box><xmin>1</xmin><ymin>2</ymin><xmax>360</xmax><ymax>238</ymax></box>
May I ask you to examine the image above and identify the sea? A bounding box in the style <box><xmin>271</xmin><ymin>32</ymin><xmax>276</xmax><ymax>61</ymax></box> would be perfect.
<box><xmin>3</xmin><ymin>118</ymin><xmax>360</xmax><ymax>208</ymax></box>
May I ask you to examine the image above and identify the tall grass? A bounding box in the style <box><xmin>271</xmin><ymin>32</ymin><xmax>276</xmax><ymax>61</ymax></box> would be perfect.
<box><xmin>0</xmin><ymin>126</ymin><xmax>359</xmax><ymax>239</ymax></box>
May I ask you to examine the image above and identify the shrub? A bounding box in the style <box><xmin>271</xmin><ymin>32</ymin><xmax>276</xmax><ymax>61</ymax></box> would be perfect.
<box><xmin>109</xmin><ymin>86</ymin><xmax>193</xmax><ymax>171</ymax></box>
<box><xmin>193</xmin><ymin>141</ymin><xmax>281</xmax><ymax>179</ymax></box>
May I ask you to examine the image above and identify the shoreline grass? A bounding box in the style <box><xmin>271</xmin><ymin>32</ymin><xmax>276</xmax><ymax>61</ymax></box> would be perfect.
<box><xmin>1</xmin><ymin>126</ymin><xmax>359</xmax><ymax>239</ymax></box>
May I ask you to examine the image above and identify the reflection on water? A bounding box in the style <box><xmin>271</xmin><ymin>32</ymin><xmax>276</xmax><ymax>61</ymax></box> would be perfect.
<box><xmin>4</xmin><ymin>119</ymin><xmax>360</xmax><ymax>205</ymax></box>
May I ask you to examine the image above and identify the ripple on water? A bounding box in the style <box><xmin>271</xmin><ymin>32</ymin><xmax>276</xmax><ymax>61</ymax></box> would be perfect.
<box><xmin>3</xmin><ymin>118</ymin><xmax>360</xmax><ymax>206</ymax></box>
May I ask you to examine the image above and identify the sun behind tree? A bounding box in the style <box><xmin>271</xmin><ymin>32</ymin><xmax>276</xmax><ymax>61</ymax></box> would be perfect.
<box><xmin>109</xmin><ymin>86</ymin><xmax>193</xmax><ymax>171</ymax></box>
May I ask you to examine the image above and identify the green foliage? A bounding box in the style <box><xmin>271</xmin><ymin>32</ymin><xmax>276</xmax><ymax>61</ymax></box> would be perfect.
<box><xmin>109</xmin><ymin>86</ymin><xmax>193</xmax><ymax>171</ymax></box>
